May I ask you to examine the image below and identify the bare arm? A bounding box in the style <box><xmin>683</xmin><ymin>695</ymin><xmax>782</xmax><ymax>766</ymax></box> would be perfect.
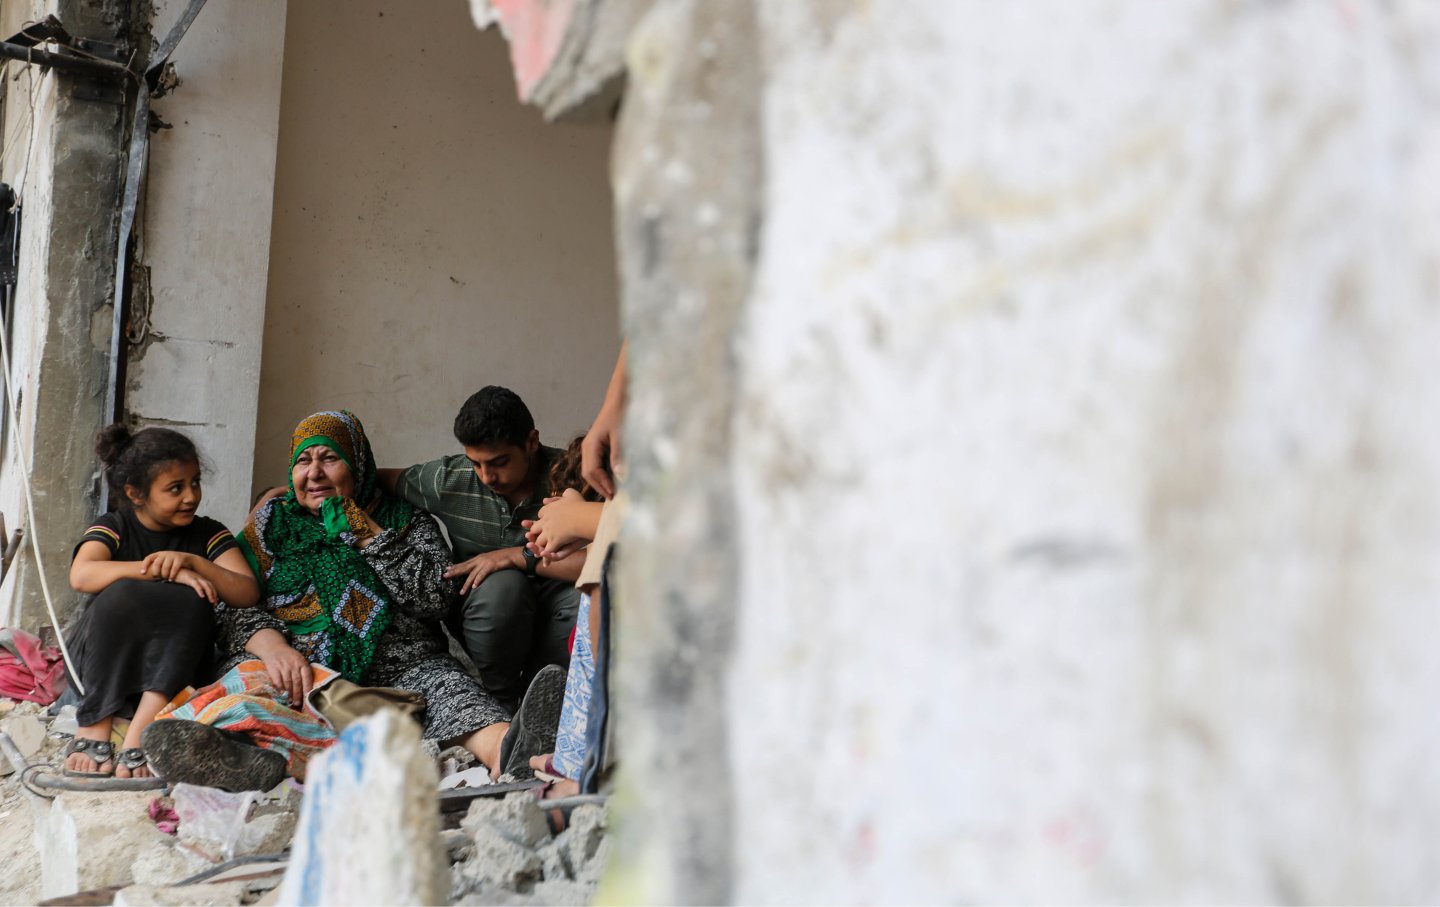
<box><xmin>69</xmin><ymin>540</ymin><xmax>152</xmax><ymax>593</ymax></box>
<box><xmin>581</xmin><ymin>342</ymin><xmax>626</xmax><ymax>500</ymax></box>
<box><xmin>538</xmin><ymin>548</ymin><xmax>585</xmax><ymax>584</ymax></box>
<box><xmin>138</xmin><ymin>548</ymin><xmax>261</xmax><ymax>608</ymax></box>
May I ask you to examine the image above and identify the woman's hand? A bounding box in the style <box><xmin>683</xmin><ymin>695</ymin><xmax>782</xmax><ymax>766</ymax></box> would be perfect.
<box><xmin>141</xmin><ymin>550</ymin><xmax>198</xmax><ymax>582</ymax></box>
<box><xmin>247</xmin><ymin>628</ymin><xmax>313</xmax><ymax>706</ymax></box>
<box><xmin>172</xmin><ymin>567</ymin><xmax>218</xmax><ymax>604</ymax></box>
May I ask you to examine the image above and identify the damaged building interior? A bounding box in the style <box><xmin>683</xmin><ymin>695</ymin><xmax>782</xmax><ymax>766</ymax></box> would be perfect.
<box><xmin>1</xmin><ymin>0</ymin><xmax>1438</xmax><ymax>904</ymax></box>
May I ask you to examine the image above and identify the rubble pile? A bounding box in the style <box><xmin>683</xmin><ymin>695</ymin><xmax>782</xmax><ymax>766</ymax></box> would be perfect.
<box><xmin>0</xmin><ymin>701</ymin><xmax>608</xmax><ymax>905</ymax></box>
<box><xmin>450</xmin><ymin>794</ymin><xmax>609</xmax><ymax>906</ymax></box>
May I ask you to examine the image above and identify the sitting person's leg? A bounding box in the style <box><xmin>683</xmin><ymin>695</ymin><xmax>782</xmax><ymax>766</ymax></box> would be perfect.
<box><xmin>382</xmin><ymin>654</ymin><xmax>512</xmax><ymax>777</ymax></box>
<box><xmin>548</xmin><ymin>590</ymin><xmax>595</xmax><ymax>782</ymax></box>
<box><xmin>456</xmin><ymin>569</ymin><xmax>537</xmax><ymax>708</ymax></box>
<box><xmin>524</xmin><ymin>578</ymin><xmax>580</xmax><ymax>685</ymax></box>
<box><xmin>68</xmin><ymin>579</ymin><xmax>216</xmax><ymax>777</ymax></box>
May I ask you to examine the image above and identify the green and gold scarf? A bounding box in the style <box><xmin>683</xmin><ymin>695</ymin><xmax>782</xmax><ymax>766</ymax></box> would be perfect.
<box><xmin>238</xmin><ymin>410</ymin><xmax>414</xmax><ymax>682</ymax></box>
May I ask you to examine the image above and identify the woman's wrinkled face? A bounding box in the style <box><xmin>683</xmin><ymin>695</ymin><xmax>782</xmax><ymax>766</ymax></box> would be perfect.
<box><xmin>292</xmin><ymin>445</ymin><xmax>356</xmax><ymax>514</ymax></box>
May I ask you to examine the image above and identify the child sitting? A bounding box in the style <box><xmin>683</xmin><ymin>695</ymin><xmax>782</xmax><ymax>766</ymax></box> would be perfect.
<box><xmin>521</xmin><ymin>436</ymin><xmax>611</xmax><ymax>801</ymax></box>
<box><xmin>63</xmin><ymin>424</ymin><xmax>260</xmax><ymax>778</ymax></box>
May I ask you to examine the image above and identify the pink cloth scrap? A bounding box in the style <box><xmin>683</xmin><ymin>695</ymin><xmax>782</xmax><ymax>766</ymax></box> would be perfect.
<box><xmin>0</xmin><ymin>628</ymin><xmax>68</xmax><ymax>705</ymax></box>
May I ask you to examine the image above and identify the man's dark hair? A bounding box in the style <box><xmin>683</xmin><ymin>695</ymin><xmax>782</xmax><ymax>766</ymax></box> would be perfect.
<box><xmin>453</xmin><ymin>386</ymin><xmax>535</xmax><ymax>448</ymax></box>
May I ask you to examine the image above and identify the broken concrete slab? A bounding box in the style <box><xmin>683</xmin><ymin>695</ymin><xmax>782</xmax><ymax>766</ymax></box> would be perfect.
<box><xmin>454</xmin><ymin>824</ymin><xmax>544</xmax><ymax>893</ymax></box>
<box><xmin>113</xmin><ymin>879</ymin><xmax>248</xmax><ymax>906</ymax></box>
<box><xmin>38</xmin><ymin>791</ymin><xmax>162</xmax><ymax>899</ymax></box>
<box><xmin>0</xmin><ymin>714</ymin><xmax>46</xmax><ymax>774</ymax></box>
<box><xmin>130</xmin><ymin>838</ymin><xmax>215</xmax><ymax>887</ymax></box>
<box><xmin>460</xmin><ymin>792</ymin><xmax>551</xmax><ymax>850</ymax></box>
<box><xmin>171</xmin><ymin>781</ymin><xmax>299</xmax><ymax>863</ymax></box>
<box><xmin>563</xmin><ymin>803</ymin><xmax>607</xmax><ymax>879</ymax></box>
<box><xmin>276</xmin><ymin>710</ymin><xmax>446</xmax><ymax>905</ymax></box>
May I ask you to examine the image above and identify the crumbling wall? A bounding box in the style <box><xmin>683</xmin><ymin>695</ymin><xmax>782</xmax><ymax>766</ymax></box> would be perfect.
<box><xmin>481</xmin><ymin>0</ymin><xmax>1440</xmax><ymax>901</ymax></box>
<box><xmin>0</xmin><ymin>0</ymin><xmax>131</xmax><ymax>630</ymax></box>
<box><xmin>123</xmin><ymin>0</ymin><xmax>287</xmax><ymax>524</ymax></box>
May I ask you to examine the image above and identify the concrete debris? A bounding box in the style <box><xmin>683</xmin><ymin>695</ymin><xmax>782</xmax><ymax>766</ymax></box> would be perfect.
<box><xmin>563</xmin><ymin>804</ymin><xmax>607</xmax><ymax>880</ymax></box>
<box><xmin>0</xmin><ymin>713</ymin><xmax>46</xmax><ymax>774</ymax></box>
<box><xmin>438</xmin><ymin>743</ymin><xmax>478</xmax><ymax>778</ymax></box>
<box><xmin>38</xmin><ymin>791</ymin><xmax>164</xmax><ymax>900</ymax></box>
<box><xmin>440</xmin><ymin>765</ymin><xmax>494</xmax><ymax>791</ymax></box>
<box><xmin>130</xmin><ymin>837</ymin><xmax>214</xmax><ymax>886</ymax></box>
<box><xmin>173</xmin><ymin>781</ymin><xmax>300</xmax><ymax>862</ymax></box>
<box><xmin>453</xmin><ymin>826</ymin><xmax>544</xmax><ymax>894</ymax></box>
<box><xmin>461</xmin><ymin>792</ymin><xmax>551</xmax><ymax>850</ymax></box>
<box><xmin>113</xmin><ymin>879</ymin><xmax>249</xmax><ymax>905</ymax></box>
<box><xmin>50</xmin><ymin>703</ymin><xmax>79</xmax><ymax>737</ymax></box>
<box><xmin>1</xmin><ymin>695</ymin><xmax>609</xmax><ymax>904</ymax></box>
<box><xmin>449</xmin><ymin>793</ymin><xmax>609</xmax><ymax>902</ymax></box>
<box><xmin>277</xmin><ymin>710</ymin><xmax>447</xmax><ymax>905</ymax></box>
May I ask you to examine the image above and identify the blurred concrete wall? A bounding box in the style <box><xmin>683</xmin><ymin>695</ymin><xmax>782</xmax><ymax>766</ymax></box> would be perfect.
<box><xmin>479</xmin><ymin>0</ymin><xmax>1440</xmax><ymax>902</ymax></box>
<box><xmin>731</xmin><ymin>2</ymin><xmax>1440</xmax><ymax>901</ymax></box>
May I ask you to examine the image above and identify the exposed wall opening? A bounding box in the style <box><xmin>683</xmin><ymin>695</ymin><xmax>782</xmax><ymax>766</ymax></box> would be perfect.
<box><xmin>250</xmin><ymin>0</ymin><xmax>620</xmax><ymax>493</ymax></box>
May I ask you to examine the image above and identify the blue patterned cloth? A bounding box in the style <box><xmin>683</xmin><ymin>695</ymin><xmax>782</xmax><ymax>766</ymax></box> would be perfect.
<box><xmin>551</xmin><ymin>591</ymin><xmax>595</xmax><ymax>780</ymax></box>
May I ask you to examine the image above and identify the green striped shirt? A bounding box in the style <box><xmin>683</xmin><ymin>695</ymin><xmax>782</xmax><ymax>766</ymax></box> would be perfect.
<box><xmin>394</xmin><ymin>447</ymin><xmax>558</xmax><ymax>561</ymax></box>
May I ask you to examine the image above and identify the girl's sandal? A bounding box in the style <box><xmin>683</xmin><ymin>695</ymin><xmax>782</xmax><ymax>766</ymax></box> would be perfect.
<box><xmin>62</xmin><ymin>738</ymin><xmax>116</xmax><ymax>777</ymax></box>
<box><xmin>116</xmin><ymin>747</ymin><xmax>150</xmax><ymax>778</ymax></box>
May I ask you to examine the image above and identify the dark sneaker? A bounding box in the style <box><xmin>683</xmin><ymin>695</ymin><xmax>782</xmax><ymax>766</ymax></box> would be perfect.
<box><xmin>498</xmin><ymin>664</ymin><xmax>567</xmax><ymax>779</ymax></box>
<box><xmin>141</xmin><ymin>720</ymin><xmax>288</xmax><ymax>792</ymax></box>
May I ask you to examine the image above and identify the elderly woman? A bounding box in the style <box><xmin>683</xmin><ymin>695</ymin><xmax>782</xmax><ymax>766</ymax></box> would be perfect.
<box><xmin>204</xmin><ymin>410</ymin><xmax>523</xmax><ymax>777</ymax></box>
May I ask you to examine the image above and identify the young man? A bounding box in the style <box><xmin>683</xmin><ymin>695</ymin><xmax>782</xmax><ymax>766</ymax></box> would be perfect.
<box><xmin>379</xmin><ymin>386</ymin><xmax>582</xmax><ymax>711</ymax></box>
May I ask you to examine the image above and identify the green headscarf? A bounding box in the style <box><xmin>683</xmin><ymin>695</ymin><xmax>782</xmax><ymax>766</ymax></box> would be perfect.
<box><xmin>238</xmin><ymin>410</ymin><xmax>414</xmax><ymax>682</ymax></box>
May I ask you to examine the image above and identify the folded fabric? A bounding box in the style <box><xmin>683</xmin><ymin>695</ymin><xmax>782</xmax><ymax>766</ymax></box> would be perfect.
<box><xmin>156</xmin><ymin>659</ymin><xmax>340</xmax><ymax>781</ymax></box>
<box><xmin>0</xmin><ymin>627</ymin><xmax>68</xmax><ymax>705</ymax></box>
<box><xmin>309</xmin><ymin>677</ymin><xmax>425</xmax><ymax>732</ymax></box>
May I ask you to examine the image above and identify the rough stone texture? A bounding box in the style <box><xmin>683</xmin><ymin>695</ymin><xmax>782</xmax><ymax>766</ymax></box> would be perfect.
<box><xmin>130</xmin><ymin>838</ymin><xmax>215</xmax><ymax>887</ymax></box>
<box><xmin>275</xmin><ymin>714</ymin><xmax>443</xmax><ymax>904</ymax></box>
<box><xmin>277</xmin><ymin>710</ymin><xmax>447</xmax><ymax>905</ymax></box>
<box><xmin>0</xmin><ymin>714</ymin><xmax>45</xmax><ymax>774</ymax></box>
<box><xmin>604</xmin><ymin>1</ymin><xmax>762</xmax><ymax>902</ymax></box>
<box><xmin>113</xmin><ymin>880</ymin><xmax>248</xmax><ymax>906</ymax></box>
<box><xmin>170</xmin><ymin>781</ymin><xmax>300</xmax><ymax>863</ymax></box>
<box><xmin>461</xmin><ymin>792</ymin><xmax>552</xmax><ymax>850</ymax></box>
<box><xmin>477</xmin><ymin>0</ymin><xmax>1440</xmax><ymax>902</ymax></box>
<box><xmin>455</xmin><ymin>826</ymin><xmax>544</xmax><ymax>893</ymax></box>
<box><xmin>726</xmin><ymin>1</ymin><xmax>1440</xmax><ymax>902</ymax></box>
<box><xmin>38</xmin><ymin>791</ymin><xmax>162</xmax><ymax>899</ymax></box>
<box><xmin>0</xmin><ymin>0</ymin><xmax>131</xmax><ymax>632</ymax></box>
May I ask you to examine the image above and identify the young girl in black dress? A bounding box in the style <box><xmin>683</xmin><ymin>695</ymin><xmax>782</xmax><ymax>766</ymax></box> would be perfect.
<box><xmin>63</xmin><ymin>425</ymin><xmax>260</xmax><ymax>778</ymax></box>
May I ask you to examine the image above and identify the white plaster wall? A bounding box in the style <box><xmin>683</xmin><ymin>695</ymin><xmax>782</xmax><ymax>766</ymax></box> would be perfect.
<box><xmin>251</xmin><ymin>0</ymin><xmax>618</xmax><ymax>489</ymax></box>
<box><xmin>731</xmin><ymin>1</ymin><xmax>1440</xmax><ymax>902</ymax></box>
<box><xmin>129</xmin><ymin>0</ymin><xmax>288</xmax><ymax>528</ymax></box>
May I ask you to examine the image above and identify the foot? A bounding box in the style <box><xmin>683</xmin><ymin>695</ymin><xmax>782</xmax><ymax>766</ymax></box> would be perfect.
<box><xmin>62</xmin><ymin>734</ymin><xmax>115</xmax><ymax>776</ymax></box>
<box><xmin>530</xmin><ymin>754</ymin><xmax>579</xmax><ymax>832</ymax></box>
<box><xmin>498</xmin><ymin>665</ymin><xmax>567</xmax><ymax>780</ymax></box>
<box><xmin>114</xmin><ymin>747</ymin><xmax>152</xmax><ymax>779</ymax></box>
<box><xmin>142</xmin><ymin>720</ymin><xmax>288</xmax><ymax>792</ymax></box>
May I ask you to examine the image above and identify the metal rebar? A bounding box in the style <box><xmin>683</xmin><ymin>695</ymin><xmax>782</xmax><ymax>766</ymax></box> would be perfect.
<box><xmin>0</xmin><ymin>40</ymin><xmax>130</xmax><ymax>78</ymax></box>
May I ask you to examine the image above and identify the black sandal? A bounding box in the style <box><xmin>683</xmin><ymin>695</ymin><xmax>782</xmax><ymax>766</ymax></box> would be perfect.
<box><xmin>116</xmin><ymin>747</ymin><xmax>149</xmax><ymax>776</ymax></box>
<box><xmin>61</xmin><ymin>738</ymin><xmax>115</xmax><ymax>777</ymax></box>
